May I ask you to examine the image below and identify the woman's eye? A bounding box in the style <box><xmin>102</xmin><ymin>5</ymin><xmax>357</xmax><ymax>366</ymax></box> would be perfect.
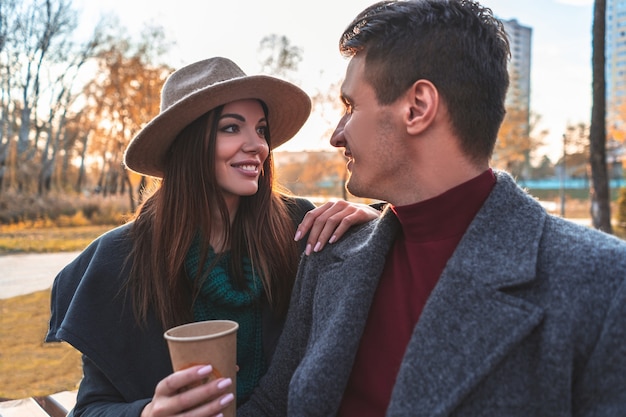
<box><xmin>257</xmin><ymin>125</ymin><xmax>269</xmax><ymax>138</ymax></box>
<box><xmin>221</xmin><ymin>124</ymin><xmax>239</xmax><ymax>133</ymax></box>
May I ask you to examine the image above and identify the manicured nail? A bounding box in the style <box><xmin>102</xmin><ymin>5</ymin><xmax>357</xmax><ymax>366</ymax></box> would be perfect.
<box><xmin>305</xmin><ymin>243</ymin><xmax>312</xmax><ymax>256</ymax></box>
<box><xmin>329</xmin><ymin>235</ymin><xmax>337</xmax><ymax>244</ymax></box>
<box><xmin>220</xmin><ymin>393</ymin><xmax>235</xmax><ymax>406</ymax></box>
<box><xmin>314</xmin><ymin>242</ymin><xmax>322</xmax><ymax>252</ymax></box>
<box><xmin>197</xmin><ymin>365</ymin><xmax>213</xmax><ymax>376</ymax></box>
<box><xmin>294</xmin><ymin>230</ymin><xmax>302</xmax><ymax>241</ymax></box>
<box><xmin>217</xmin><ymin>378</ymin><xmax>232</xmax><ymax>389</ymax></box>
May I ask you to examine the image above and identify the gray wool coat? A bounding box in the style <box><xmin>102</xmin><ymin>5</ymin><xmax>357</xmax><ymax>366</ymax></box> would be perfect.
<box><xmin>240</xmin><ymin>170</ymin><xmax>626</xmax><ymax>417</ymax></box>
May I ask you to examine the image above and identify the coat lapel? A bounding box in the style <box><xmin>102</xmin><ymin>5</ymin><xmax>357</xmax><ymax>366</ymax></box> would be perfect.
<box><xmin>388</xmin><ymin>172</ymin><xmax>548</xmax><ymax>416</ymax></box>
<box><xmin>290</xmin><ymin>208</ymin><xmax>401</xmax><ymax>417</ymax></box>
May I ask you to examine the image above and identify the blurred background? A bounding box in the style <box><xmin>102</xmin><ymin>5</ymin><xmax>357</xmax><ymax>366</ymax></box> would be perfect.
<box><xmin>2</xmin><ymin>0</ymin><xmax>626</xmax><ymax>406</ymax></box>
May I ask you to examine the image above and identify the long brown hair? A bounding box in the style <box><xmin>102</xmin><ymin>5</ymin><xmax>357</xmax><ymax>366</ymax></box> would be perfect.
<box><xmin>126</xmin><ymin>104</ymin><xmax>299</xmax><ymax>329</ymax></box>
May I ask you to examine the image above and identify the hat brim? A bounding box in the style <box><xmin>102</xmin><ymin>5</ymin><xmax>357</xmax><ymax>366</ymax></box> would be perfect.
<box><xmin>123</xmin><ymin>75</ymin><xmax>311</xmax><ymax>178</ymax></box>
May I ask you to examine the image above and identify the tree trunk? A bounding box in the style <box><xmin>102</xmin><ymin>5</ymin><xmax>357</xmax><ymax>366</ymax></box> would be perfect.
<box><xmin>589</xmin><ymin>0</ymin><xmax>612</xmax><ymax>233</ymax></box>
<box><xmin>75</xmin><ymin>133</ymin><xmax>90</xmax><ymax>193</ymax></box>
<box><xmin>123</xmin><ymin>171</ymin><xmax>136</xmax><ymax>213</ymax></box>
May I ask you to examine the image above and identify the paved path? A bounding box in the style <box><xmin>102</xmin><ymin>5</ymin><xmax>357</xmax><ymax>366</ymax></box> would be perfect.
<box><xmin>0</xmin><ymin>251</ymin><xmax>80</xmax><ymax>299</ymax></box>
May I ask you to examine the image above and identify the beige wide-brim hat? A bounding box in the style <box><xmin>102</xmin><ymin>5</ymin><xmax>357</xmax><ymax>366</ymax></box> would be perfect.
<box><xmin>123</xmin><ymin>56</ymin><xmax>312</xmax><ymax>178</ymax></box>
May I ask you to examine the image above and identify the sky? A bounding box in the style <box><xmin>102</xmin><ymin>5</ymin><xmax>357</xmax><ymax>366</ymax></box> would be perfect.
<box><xmin>74</xmin><ymin>0</ymin><xmax>595</xmax><ymax>162</ymax></box>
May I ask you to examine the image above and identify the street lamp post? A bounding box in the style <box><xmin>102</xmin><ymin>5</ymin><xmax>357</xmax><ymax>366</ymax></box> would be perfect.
<box><xmin>560</xmin><ymin>133</ymin><xmax>566</xmax><ymax>218</ymax></box>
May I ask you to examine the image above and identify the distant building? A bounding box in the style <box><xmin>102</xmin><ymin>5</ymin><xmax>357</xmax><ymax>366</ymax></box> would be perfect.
<box><xmin>606</xmin><ymin>0</ymin><xmax>626</xmax><ymax>166</ymax></box>
<box><xmin>273</xmin><ymin>150</ymin><xmax>340</xmax><ymax>167</ymax></box>
<box><xmin>497</xmin><ymin>18</ymin><xmax>533</xmax><ymax>177</ymax></box>
<box><xmin>273</xmin><ymin>150</ymin><xmax>310</xmax><ymax>166</ymax></box>
<box><xmin>501</xmin><ymin>18</ymin><xmax>532</xmax><ymax>122</ymax></box>
<box><xmin>607</xmin><ymin>0</ymin><xmax>626</xmax><ymax>128</ymax></box>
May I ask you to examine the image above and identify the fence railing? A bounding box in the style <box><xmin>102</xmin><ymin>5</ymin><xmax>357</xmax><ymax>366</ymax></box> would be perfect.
<box><xmin>0</xmin><ymin>391</ymin><xmax>76</xmax><ymax>417</ymax></box>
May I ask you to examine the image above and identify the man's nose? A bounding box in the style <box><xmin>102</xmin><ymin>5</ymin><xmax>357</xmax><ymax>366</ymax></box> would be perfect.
<box><xmin>330</xmin><ymin>114</ymin><xmax>349</xmax><ymax>147</ymax></box>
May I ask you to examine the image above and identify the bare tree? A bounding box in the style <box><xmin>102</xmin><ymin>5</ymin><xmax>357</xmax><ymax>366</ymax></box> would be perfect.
<box><xmin>38</xmin><ymin>20</ymin><xmax>105</xmax><ymax>194</ymax></box>
<box><xmin>589</xmin><ymin>0</ymin><xmax>612</xmax><ymax>232</ymax></box>
<box><xmin>0</xmin><ymin>0</ymin><xmax>173</xmax><ymax>201</ymax></box>
<box><xmin>16</xmin><ymin>0</ymin><xmax>76</xmax><ymax>189</ymax></box>
<box><xmin>0</xmin><ymin>0</ymin><xmax>20</xmax><ymax>191</ymax></box>
<box><xmin>258</xmin><ymin>34</ymin><xmax>303</xmax><ymax>79</ymax></box>
<box><xmin>80</xmin><ymin>22</ymin><xmax>172</xmax><ymax>208</ymax></box>
<box><xmin>0</xmin><ymin>0</ymin><xmax>80</xmax><ymax>192</ymax></box>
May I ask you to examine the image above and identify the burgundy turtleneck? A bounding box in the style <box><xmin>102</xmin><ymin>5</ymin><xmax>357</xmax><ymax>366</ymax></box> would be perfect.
<box><xmin>338</xmin><ymin>169</ymin><xmax>496</xmax><ymax>417</ymax></box>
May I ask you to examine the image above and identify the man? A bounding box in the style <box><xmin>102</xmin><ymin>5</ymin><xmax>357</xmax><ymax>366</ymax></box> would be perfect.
<box><xmin>235</xmin><ymin>1</ymin><xmax>626</xmax><ymax>415</ymax></box>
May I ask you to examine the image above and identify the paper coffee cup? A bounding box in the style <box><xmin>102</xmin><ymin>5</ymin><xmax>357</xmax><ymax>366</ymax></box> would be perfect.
<box><xmin>164</xmin><ymin>320</ymin><xmax>238</xmax><ymax>416</ymax></box>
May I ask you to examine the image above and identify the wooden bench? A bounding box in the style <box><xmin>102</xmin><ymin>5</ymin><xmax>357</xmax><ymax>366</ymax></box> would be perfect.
<box><xmin>0</xmin><ymin>391</ymin><xmax>76</xmax><ymax>417</ymax></box>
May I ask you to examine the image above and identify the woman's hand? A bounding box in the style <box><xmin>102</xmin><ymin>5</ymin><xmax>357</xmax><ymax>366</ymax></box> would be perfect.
<box><xmin>295</xmin><ymin>200</ymin><xmax>381</xmax><ymax>255</ymax></box>
<box><xmin>141</xmin><ymin>365</ymin><xmax>234</xmax><ymax>417</ymax></box>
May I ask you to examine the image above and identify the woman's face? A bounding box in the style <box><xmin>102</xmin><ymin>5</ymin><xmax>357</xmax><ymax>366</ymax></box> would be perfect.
<box><xmin>214</xmin><ymin>99</ymin><xmax>270</xmax><ymax>207</ymax></box>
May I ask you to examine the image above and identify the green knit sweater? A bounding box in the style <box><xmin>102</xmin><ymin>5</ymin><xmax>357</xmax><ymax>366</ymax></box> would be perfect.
<box><xmin>185</xmin><ymin>241</ymin><xmax>266</xmax><ymax>404</ymax></box>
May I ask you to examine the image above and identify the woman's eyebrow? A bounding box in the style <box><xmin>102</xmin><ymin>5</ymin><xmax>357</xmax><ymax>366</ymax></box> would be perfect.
<box><xmin>219</xmin><ymin>113</ymin><xmax>245</xmax><ymax>122</ymax></box>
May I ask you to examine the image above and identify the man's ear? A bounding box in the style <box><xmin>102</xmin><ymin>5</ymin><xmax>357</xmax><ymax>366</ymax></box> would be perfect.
<box><xmin>404</xmin><ymin>79</ymin><xmax>438</xmax><ymax>135</ymax></box>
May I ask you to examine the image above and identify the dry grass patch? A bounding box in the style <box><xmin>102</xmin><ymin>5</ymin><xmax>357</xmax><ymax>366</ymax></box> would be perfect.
<box><xmin>0</xmin><ymin>225</ymin><xmax>112</xmax><ymax>255</ymax></box>
<box><xmin>0</xmin><ymin>290</ymin><xmax>82</xmax><ymax>400</ymax></box>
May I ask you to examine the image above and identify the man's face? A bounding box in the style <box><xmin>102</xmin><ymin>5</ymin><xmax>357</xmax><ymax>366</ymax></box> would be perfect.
<box><xmin>331</xmin><ymin>55</ymin><xmax>403</xmax><ymax>202</ymax></box>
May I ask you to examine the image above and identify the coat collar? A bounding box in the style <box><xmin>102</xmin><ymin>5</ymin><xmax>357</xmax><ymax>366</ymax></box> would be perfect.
<box><xmin>387</xmin><ymin>170</ymin><xmax>548</xmax><ymax>416</ymax></box>
<box><xmin>305</xmin><ymin>171</ymin><xmax>549</xmax><ymax>417</ymax></box>
<box><xmin>447</xmin><ymin>170</ymin><xmax>545</xmax><ymax>288</ymax></box>
<box><xmin>333</xmin><ymin>170</ymin><xmax>544</xmax><ymax>289</ymax></box>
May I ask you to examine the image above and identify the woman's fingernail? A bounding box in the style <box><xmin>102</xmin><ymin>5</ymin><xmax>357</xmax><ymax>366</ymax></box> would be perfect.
<box><xmin>314</xmin><ymin>242</ymin><xmax>322</xmax><ymax>252</ymax></box>
<box><xmin>197</xmin><ymin>365</ymin><xmax>213</xmax><ymax>376</ymax></box>
<box><xmin>220</xmin><ymin>393</ymin><xmax>235</xmax><ymax>406</ymax></box>
<box><xmin>217</xmin><ymin>378</ymin><xmax>232</xmax><ymax>389</ymax></box>
<box><xmin>305</xmin><ymin>243</ymin><xmax>312</xmax><ymax>256</ymax></box>
<box><xmin>329</xmin><ymin>235</ymin><xmax>337</xmax><ymax>244</ymax></box>
<box><xmin>294</xmin><ymin>230</ymin><xmax>302</xmax><ymax>241</ymax></box>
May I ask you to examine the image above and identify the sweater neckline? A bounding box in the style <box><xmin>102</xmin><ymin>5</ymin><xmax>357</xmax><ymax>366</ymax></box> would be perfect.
<box><xmin>390</xmin><ymin>169</ymin><xmax>495</xmax><ymax>242</ymax></box>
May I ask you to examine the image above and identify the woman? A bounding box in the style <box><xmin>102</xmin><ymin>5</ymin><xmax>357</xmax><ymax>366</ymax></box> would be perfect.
<box><xmin>46</xmin><ymin>57</ymin><xmax>379</xmax><ymax>417</ymax></box>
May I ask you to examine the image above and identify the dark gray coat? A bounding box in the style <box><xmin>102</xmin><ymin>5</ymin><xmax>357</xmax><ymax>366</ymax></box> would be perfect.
<box><xmin>241</xmin><ymin>170</ymin><xmax>626</xmax><ymax>417</ymax></box>
<box><xmin>46</xmin><ymin>197</ymin><xmax>315</xmax><ymax>416</ymax></box>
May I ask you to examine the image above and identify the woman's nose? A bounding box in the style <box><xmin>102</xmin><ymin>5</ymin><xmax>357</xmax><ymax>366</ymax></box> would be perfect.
<box><xmin>243</xmin><ymin>130</ymin><xmax>267</xmax><ymax>154</ymax></box>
